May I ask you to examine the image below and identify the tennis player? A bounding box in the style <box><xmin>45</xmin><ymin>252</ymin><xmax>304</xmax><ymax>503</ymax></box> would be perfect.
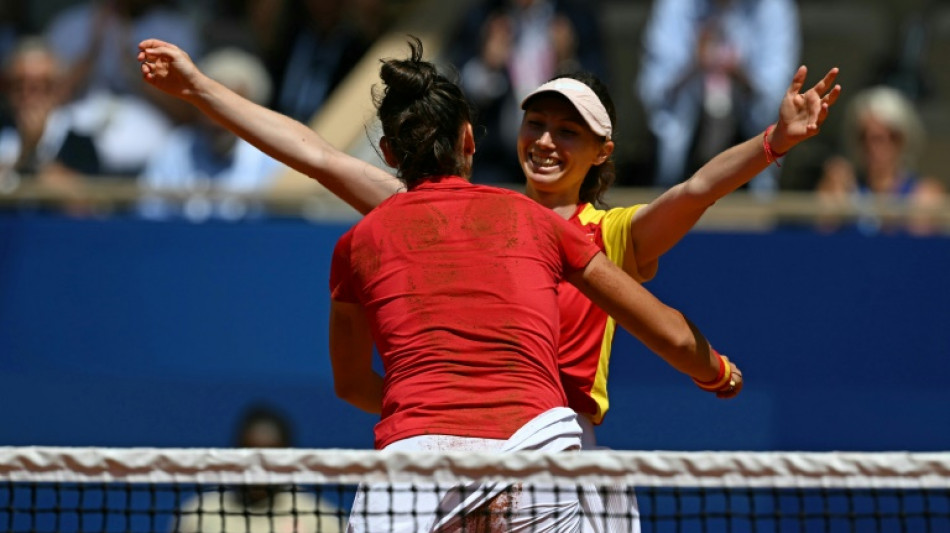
<box><xmin>518</xmin><ymin>69</ymin><xmax>838</xmax><ymax>435</ymax></box>
<box><xmin>510</xmin><ymin>70</ymin><xmax>835</xmax><ymax>531</ymax></box>
<box><xmin>141</xmin><ymin>37</ymin><xmax>743</xmax><ymax>532</ymax></box>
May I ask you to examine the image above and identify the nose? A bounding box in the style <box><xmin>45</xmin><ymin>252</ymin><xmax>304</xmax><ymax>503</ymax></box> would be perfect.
<box><xmin>536</xmin><ymin>130</ymin><xmax>555</xmax><ymax>148</ymax></box>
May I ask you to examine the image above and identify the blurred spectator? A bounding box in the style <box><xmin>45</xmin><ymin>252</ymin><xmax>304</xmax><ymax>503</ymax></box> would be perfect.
<box><xmin>0</xmin><ymin>37</ymin><xmax>99</xmax><ymax>192</ymax></box>
<box><xmin>450</xmin><ymin>0</ymin><xmax>608</xmax><ymax>184</ymax></box>
<box><xmin>43</xmin><ymin>0</ymin><xmax>203</xmax><ymax>122</ymax></box>
<box><xmin>637</xmin><ymin>0</ymin><xmax>800</xmax><ymax>194</ymax></box>
<box><xmin>174</xmin><ymin>404</ymin><xmax>343</xmax><ymax>533</ymax></box>
<box><xmin>201</xmin><ymin>0</ymin><xmax>284</xmax><ymax>51</ymax></box>
<box><xmin>269</xmin><ymin>0</ymin><xmax>372</xmax><ymax>122</ymax></box>
<box><xmin>66</xmin><ymin>85</ymin><xmax>173</xmax><ymax>178</ymax></box>
<box><xmin>34</xmin><ymin>0</ymin><xmax>186</xmax><ymax>178</ymax></box>
<box><xmin>816</xmin><ymin>86</ymin><xmax>945</xmax><ymax>236</ymax></box>
<box><xmin>870</xmin><ymin>1</ymin><xmax>942</xmax><ymax>105</ymax></box>
<box><xmin>138</xmin><ymin>47</ymin><xmax>282</xmax><ymax>222</ymax></box>
<box><xmin>198</xmin><ymin>0</ymin><xmax>288</xmax><ymax>82</ymax></box>
<box><xmin>346</xmin><ymin>0</ymin><xmax>391</xmax><ymax>46</ymax></box>
<box><xmin>0</xmin><ymin>1</ymin><xmax>29</xmax><ymax>62</ymax></box>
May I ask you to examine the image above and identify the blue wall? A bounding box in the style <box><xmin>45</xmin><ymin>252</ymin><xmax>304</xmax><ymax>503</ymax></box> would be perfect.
<box><xmin>1</xmin><ymin>214</ymin><xmax>948</xmax><ymax>451</ymax></box>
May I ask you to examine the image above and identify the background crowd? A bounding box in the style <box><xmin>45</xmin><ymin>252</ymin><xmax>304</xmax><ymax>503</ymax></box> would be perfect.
<box><xmin>0</xmin><ymin>0</ymin><xmax>946</xmax><ymax>232</ymax></box>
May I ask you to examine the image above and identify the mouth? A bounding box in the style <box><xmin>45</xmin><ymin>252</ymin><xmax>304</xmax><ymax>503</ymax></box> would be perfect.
<box><xmin>529</xmin><ymin>152</ymin><xmax>560</xmax><ymax>170</ymax></box>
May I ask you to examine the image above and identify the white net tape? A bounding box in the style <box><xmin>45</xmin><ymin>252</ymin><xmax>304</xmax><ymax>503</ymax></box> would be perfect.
<box><xmin>3</xmin><ymin>447</ymin><xmax>950</xmax><ymax>489</ymax></box>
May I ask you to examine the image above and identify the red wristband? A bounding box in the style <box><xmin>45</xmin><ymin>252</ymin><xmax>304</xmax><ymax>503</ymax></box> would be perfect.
<box><xmin>692</xmin><ymin>349</ymin><xmax>732</xmax><ymax>391</ymax></box>
<box><xmin>763</xmin><ymin>125</ymin><xmax>787</xmax><ymax>167</ymax></box>
<box><xmin>699</xmin><ymin>351</ymin><xmax>726</xmax><ymax>384</ymax></box>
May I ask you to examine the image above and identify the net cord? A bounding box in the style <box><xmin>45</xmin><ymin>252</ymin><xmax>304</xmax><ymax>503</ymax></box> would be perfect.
<box><xmin>2</xmin><ymin>447</ymin><xmax>949</xmax><ymax>489</ymax></box>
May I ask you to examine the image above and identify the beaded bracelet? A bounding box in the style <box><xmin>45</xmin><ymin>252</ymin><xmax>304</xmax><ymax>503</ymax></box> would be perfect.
<box><xmin>763</xmin><ymin>125</ymin><xmax>788</xmax><ymax>167</ymax></box>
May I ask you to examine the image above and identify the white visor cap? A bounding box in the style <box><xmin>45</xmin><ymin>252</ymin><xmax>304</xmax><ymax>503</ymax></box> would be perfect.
<box><xmin>520</xmin><ymin>78</ymin><xmax>612</xmax><ymax>141</ymax></box>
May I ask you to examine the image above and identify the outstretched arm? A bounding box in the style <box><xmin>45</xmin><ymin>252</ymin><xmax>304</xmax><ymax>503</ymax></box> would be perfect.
<box><xmin>628</xmin><ymin>66</ymin><xmax>842</xmax><ymax>268</ymax></box>
<box><xmin>137</xmin><ymin>39</ymin><xmax>402</xmax><ymax>215</ymax></box>
<box><xmin>568</xmin><ymin>253</ymin><xmax>742</xmax><ymax>398</ymax></box>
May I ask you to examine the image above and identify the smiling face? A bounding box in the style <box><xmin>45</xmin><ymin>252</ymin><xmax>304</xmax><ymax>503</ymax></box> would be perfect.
<box><xmin>858</xmin><ymin>114</ymin><xmax>903</xmax><ymax>173</ymax></box>
<box><xmin>518</xmin><ymin>94</ymin><xmax>613</xmax><ymax>203</ymax></box>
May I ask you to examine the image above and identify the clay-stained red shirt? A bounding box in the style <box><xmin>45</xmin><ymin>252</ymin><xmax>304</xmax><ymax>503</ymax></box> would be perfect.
<box><xmin>330</xmin><ymin>176</ymin><xmax>600</xmax><ymax>449</ymax></box>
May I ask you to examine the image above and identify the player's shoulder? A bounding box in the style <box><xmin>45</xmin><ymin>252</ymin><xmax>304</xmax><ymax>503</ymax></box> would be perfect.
<box><xmin>577</xmin><ymin>203</ymin><xmax>645</xmax><ymax>227</ymax></box>
<box><xmin>358</xmin><ymin>191</ymin><xmax>407</xmax><ymax>224</ymax></box>
<box><xmin>575</xmin><ymin>203</ymin><xmax>606</xmax><ymax>225</ymax></box>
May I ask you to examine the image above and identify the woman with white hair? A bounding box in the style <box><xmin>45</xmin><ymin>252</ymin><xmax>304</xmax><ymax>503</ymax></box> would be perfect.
<box><xmin>817</xmin><ymin>85</ymin><xmax>945</xmax><ymax>235</ymax></box>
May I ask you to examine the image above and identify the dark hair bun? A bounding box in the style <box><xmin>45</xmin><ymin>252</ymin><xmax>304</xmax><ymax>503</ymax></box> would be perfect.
<box><xmin>379</xmin><ymin>37</ymin><xmax>436</xmax><ymax>100</ymax></box>
<box><xmin>374</xmin><ymin>35</ymin><xmax>474</xmax><ymax>186</ymax></box>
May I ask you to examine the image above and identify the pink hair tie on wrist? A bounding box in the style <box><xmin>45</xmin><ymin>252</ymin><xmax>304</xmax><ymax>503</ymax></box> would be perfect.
<box><xmin>763</xmin><ymin>125</ymin><xmax>787</xmax><ymax>167</ymax></box>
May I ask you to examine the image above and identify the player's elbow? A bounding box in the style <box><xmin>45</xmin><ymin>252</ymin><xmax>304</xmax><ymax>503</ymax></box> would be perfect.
<box><xmin>650</xmin><ymin>321</ymin><xmax>702</xmax><ymax>364</ymax></box>
<box><xmin>333</xmin><ymin>379</ymin><xmax>363</xmax><ymax>404</ymax></box>
<box><xmin>334</xmin><ymin>379</ymin><xmax>382</xmax><ymax>414</ymax></box>
<box><xmin>678</xmin><ymin>177</ymin><xmax>719</xmax><ymax>210</ymax></box>
<box><xmin>662</xmin><ymin>334</ymin><xmax>701</xmax><ymax>363</ymax></box>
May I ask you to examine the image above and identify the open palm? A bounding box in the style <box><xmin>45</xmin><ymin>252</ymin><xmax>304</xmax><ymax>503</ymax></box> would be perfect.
<box><xmin>774</xmin><ymin>66</ymin><xmax>842</xmax><ymax>152</ymax></box>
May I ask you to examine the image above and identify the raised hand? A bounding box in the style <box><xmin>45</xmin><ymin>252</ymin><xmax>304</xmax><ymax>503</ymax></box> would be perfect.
<box><xmin>771</xmin><ymin>66</ymin><xmax>842</xmax><ymax>154</ymax></box>
<box><xmin>137</xmin><ymin>39</ymin><xmax>202</xmax><ymax>102</ymax></box>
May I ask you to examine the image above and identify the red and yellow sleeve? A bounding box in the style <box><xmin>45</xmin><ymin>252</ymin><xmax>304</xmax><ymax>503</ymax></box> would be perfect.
<box><xmin>601</xmin><ymin>204</ymin><xmax>657</xmax><ymax>283</ymax></box>
<box><xmin>576</xmin><ymin>203</ymin><xmax>657</xmax><ymax>282</ymax></box>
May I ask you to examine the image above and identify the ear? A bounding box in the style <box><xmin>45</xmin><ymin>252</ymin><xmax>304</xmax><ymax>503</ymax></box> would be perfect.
<box><xmin>461</xmin><ymin>122</ymin><xmax>476</xmax><ymax>156</ymax></box>
<box><xmin>379</xmin><ymin>136</ymin><xmax>399</xmax><ymax>169</ymax></box>
<box><xmin>593</xmin><ymin>139</ymin><xmax>615</xmax><ymax>166</ymax></box>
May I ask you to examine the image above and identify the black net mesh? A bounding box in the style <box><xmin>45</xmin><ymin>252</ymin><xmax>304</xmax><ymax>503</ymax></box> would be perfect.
<box><xmin>2</xmin><ymin>448</ymin><xmax>949</xmax><ymax>532</ymax></box>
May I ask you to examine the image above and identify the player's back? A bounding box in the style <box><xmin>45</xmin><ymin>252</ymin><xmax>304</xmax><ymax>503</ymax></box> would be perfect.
<box><xmin>340</xmin><ymin>176</ymin><xmax>594</xmax><ymax>446</ymax></box>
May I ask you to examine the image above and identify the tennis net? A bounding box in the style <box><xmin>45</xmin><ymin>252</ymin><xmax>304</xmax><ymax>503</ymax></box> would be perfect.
<box><xmin>2</xmin><ymin>446</ymin><xmax>949</xmax><ymax>532</ymax></box>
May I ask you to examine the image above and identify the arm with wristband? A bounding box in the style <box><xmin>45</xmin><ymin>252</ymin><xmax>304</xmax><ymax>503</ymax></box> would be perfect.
<box><xmin>692</xmin><ymin>349</ymin><xmax>742</xmax><ymax>399</ymax></box>
<box><xmin>568</xmin><ymin>253</ymin><xmax>743</xmax><ymax>399</ymax></box>
<box><xmin>626</xmin><ymin>66</ymin><xmax>842</xmax><ymax>271</ymax></box>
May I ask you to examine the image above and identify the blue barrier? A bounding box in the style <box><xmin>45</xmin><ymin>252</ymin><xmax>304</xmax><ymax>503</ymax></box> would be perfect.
<box><xmin>1</xmin><ymin>214</ymin><xmax>948</xmax><ymax>451</ymax></box>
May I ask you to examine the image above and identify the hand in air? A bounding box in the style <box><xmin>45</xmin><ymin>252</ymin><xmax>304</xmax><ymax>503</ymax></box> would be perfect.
<box><xmin>771</xmin><ymin>66</ymin><xmax>842</xmax><ymax>154</ymax></box>
<box><xmin>137</xmin><ymin>39</ymin><xmax>201</xmax><ymax>100</ymax></box>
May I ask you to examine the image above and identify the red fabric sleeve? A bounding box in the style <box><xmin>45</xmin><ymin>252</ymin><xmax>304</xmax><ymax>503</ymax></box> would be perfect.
<box><xmin>549</xmin><ymin>210</ymin><xmax>601</xmax><ymax>274</ymax></box>
<box><xmin>329</xmin><ymin>230</ymin><xmax>359</xmax><ymax>303</ymax></box>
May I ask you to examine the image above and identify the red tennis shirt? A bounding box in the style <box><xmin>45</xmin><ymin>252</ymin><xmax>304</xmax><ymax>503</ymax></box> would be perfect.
<box><xmin>330</xmin><ymin>176</ymin><xmax>601</xmax><ymax>449</ymax></box>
